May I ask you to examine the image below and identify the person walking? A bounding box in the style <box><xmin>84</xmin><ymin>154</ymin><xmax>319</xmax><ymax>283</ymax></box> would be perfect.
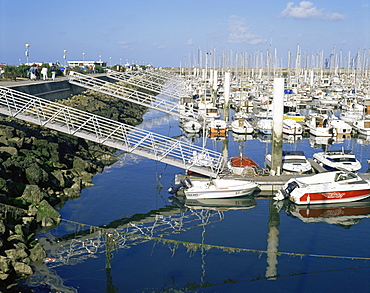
<box><xmin>41</xmin><ymin>65</ymin><xmax>48</xmax><ymax>80</ymax></box>
<box><xmin>35</xmin><ymin>65</ymin><xmax>41</xmax><ymax>80</ymax></box>
<box><xmin>29</xmin><ymin>64</ymin><xmax>37</xmax><ymax>80</ymax></box>
<box><xmin>50</xmin><ymin>63</ymin><xmax>57</xmax><ymax>81</ymax></box>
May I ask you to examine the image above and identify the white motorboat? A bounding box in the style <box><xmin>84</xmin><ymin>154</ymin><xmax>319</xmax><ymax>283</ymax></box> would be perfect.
<box><xmin>274</xmin><ymin>171</ymin><xmax>370</xmax><ymax>205</ymax></box>
<box><xmin>313</xmin><ymin>149</ymin><xmax>362</xmax><ymax>172</ymax></box>
<box><xmin>209</xmin><ymin>119</ymin><xmax>227</xmax><ymax>135</ymax></box>
<box><xmin>352</xmin><ymin>119</ymin><xmax>370</xmax><ymax>136</ymax></box>
<box><xmin>283</xmin><ymin>111</ymin><xmax>305</xmax><ymax>122</ymax></box>
<box><xmin>181</xmin><ymin>120</ymin><xmax>202</xmax><ymax>134</ymax></box>
<box><xmin>169</xmin><ymin>177</ymin><xmax>258</xmax><ymax>199</ymax></box>
<box><xmin>265</xmin><ymin>151</ymin><xmax>312</xmax><ymax>174</ymax></box>
<box><xmin>330</xmin><ymin>119</ymin><xmax>352</xmax><ymax>136</ymax></box>
<box><xmin>231</xmin><ymin>119</ymin><xmax>254</xmax><ymax>134</ymax></box>
<box><xmin>257</xmin><ymin>118</ymin><xmax>273</xmax><ymax>135</ymax></box>
<box><xmin>283</xmin><ymin>119</ymin><xmax>303</xmax><ymax>135</ymax></box>
<box><xmin>305</xmin><ymin>116</ymin><xmax>337</xmax><ymax>137</ymax></box>
<box><xmin>227</xmin><ymin>155</ymin><xmax>259</xmax><ymax>175</ymax></box>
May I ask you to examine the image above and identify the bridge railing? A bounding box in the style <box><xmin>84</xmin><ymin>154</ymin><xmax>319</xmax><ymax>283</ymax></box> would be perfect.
<box><xmin>107</xmin><ymin>71</ymin><xmax>187</xmax><ymax>99</ymax></box>
<box><xmin>0</xmin><ymin>86</ymin><xmax>224</xmax><ymax>177</ymax></box>
<box><xmin>68</xmin><ymin>72</ymin><xmax>197</xmax><ymax>120</ymax></box>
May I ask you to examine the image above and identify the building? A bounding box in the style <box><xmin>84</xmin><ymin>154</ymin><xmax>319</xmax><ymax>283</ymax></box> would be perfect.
<box><xmin>67</xmin><ymin>60</ymin><xmax>107</xmax><ymax>68</ymax></box>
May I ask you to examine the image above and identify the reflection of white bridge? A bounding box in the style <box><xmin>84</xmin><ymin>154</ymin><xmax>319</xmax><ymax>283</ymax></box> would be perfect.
<box><xmin>39</xmin><ymin>205</ymin><xmax>226</xmax><ymax>268</ymax></box>
<box><xmin>0</xmin><ymin>86</ymin><xmax>223</xmax><ymax>177</ymax></box>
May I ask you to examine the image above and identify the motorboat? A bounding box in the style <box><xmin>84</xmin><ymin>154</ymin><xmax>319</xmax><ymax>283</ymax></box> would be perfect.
<box><xmin>274</xmin><ymin>171</ymin><xmax>370</xmax><ymax>205</ymax></box>
<box><xmin>209</xmin><ymin>119</ymin><xmax>227</xmax><ymax>135</ymax></box>
<box><xmin>227</xmin><ymin>155</ymin><xmax>259</xmax><ymax>175</ymax></box>
<box><xmin>313</xmin><ymin>149</ymin><xmax>361</xmax><ymax>172</ymax></box>
<box><xmin>257</xmin><ymin>118</ymin><xmax>273</xmax><ymax>135</ymax></box>
<box><xmin>283</xmin><ymin>111</ymin><xmax>305</xmax><ymax>122</ymax></box>
<box><xmin>265</xmin><ymin>151</ymin><xmax>312</xmax><ymax>174</ymax></box>
<box><xmin>180</xmin><ymin>120</ymin><xmax>202</xmax><ymax>134</ymax></box>
<box><xmin>283</xmin><ymin>119</ymin><xmax>303</xmax><ymax>135</ymax></box>
<box><xmin>329</xmin><ymin>119</ymin><xmax>352</xmax><ymax>136</ymax></box>
<box><xmin>352</xmin><ymin>119</ymin><xmax>370</xmax><ymax>136</ymax></box>
<box><xmin>169</xmin><ymin>177</ymin><xmax>258</xmax><ymax>199</ymax></box>
<box><xmin>230</xmin><ymin>119</ymin><xmax>254</xmax><ymax>134</ymax></box>
<box><xmin>305</xmin><ymin>116</ymin><xmax>337</xmax><ymax>137</ymax></box>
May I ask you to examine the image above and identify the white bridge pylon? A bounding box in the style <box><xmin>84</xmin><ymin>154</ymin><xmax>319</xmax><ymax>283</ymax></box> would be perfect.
<box><xmin>107</xmin><ymin>70</ymin><xmax>188</xmax><ymax>100</ymax></box>
<box><xmin>0</xmin><ymin>86</ymin><xmax>223</xmax><ymax>178</ymax></box>
<box><xmin>68</xmin><ymin>72</ymin><xmax>197</xmax><ymax>120</ymax></box>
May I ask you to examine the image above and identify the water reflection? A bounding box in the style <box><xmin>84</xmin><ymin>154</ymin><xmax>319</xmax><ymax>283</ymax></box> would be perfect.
<box><xmin>277</xmin><ymin>198</ymin><xmax>370</xmax><ymax>228</ymax></box>
<box><xmin>183</xmin><ymin>196</ymin><xmax>257</xmax><ymax>211</ymax></box>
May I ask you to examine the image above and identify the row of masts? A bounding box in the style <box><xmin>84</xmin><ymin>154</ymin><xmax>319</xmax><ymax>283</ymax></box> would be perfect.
<box><xmin>181</xmin><ymin>45</ymin><xmax>370</xmax><ymax>79</ymax></box>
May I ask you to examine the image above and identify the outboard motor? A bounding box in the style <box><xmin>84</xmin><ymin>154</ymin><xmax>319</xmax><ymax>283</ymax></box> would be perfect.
<box><xmin>168</xmin><ymin>177</ymin><xmax>192</xmax><ymax>194</ymax></box>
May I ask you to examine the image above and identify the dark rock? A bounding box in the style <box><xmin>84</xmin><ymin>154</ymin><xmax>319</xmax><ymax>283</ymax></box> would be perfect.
<box><xmin>21</xmin><ymin>185</ymin><xmax>47</xmax><ymax>204</ymax></box>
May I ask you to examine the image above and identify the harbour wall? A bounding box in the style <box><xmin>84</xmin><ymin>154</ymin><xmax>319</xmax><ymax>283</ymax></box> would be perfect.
<box><xmin>7</xmin><ymin>74</ymin><xmax>114</xmax><ymax>101</ymax></box>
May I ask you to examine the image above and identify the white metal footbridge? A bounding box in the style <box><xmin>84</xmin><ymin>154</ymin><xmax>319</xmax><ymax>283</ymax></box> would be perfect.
<box><xmin>0</xmin><ymin>86</ymin><xmax>223</xmax><ymax>177</ymax></box>
<box><xmin>68</xmin><ymin>72</ymin><xmax>197</xmax><ymax>120</ymax></box>
<box><xmin>107</xmin><ymin>70</ymin><xmax>188</xmax><ymax>99</ymax></box>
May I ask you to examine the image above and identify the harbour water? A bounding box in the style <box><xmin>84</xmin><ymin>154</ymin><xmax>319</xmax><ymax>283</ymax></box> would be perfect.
<box><xmin>25</xmin><ymin>107</ymin><xmax>370</xmax><ymax>292</ymax></box>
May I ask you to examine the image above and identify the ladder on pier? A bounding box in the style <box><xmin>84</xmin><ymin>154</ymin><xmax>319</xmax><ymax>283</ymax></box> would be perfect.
<box><xmin>107</xmin><ymin>70</ymin><xmax>188</xmax><ymax>100</ymax></box>
<box><xmin>68</xmin><ymin>72</ymin><xmax>197</xmax><ymax>120</ymax></box>
<box><xmin>0</xmin><ymin>86</ymin><xmax>223</xmax><ymax>178</ymax></box>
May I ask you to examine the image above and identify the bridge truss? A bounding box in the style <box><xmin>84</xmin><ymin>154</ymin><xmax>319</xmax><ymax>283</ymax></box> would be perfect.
<box><xmin>0</xmin><ymin>86</ymin><xmax>224</xmax><ymax>177</ymax></box>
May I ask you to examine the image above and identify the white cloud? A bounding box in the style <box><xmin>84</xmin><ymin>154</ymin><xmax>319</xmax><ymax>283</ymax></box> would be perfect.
<box><xmin>117</xmin><ymin>41</ymin><xmax>135</xmax><ymax>49</ymax></box>
<box><xmin>227</xmin><ymin>15</ymin><xmax>266</xmax><ymax>45</ymax></box>
<box><xmin>153</xmin><ymin>43</ymin><xmax>166</xmax><ymax>49</ymax></box>
<box><xmin>187</xmin><ymin>39</ymin><xmax>194</xmax><ymax>46</ymax></box>
<box><xmin>280</xmin><ymin>1</ymin><xmax>345</xmax><ymax>20</ymax></box>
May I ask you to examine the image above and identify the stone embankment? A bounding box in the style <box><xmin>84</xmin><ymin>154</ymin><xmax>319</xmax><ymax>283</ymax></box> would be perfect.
<box><xmin>0</xmin><ymin>85</ymin><xmax>149</xmax><ymax>291</ymax></box>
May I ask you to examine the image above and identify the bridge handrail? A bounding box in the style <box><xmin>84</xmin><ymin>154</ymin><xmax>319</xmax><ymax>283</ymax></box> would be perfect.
<box><xmin>107</xmin><ymin>71</ymin><xmax>187</xmax><ymax>100</ymax></box>
<box><xmin>0</xmin><ymin>86</ymin><xmax>223</xmax><ymax>176</ymax></box>
<box><xmin>68</xmin><ymin>72</ymin><xmax>197</xmax><ymax>119</ymax></box>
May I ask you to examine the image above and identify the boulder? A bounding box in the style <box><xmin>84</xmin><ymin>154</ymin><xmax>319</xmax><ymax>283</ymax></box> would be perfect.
<box><xmin>29</xmin><ymin>243</ymin><xmax>46</xmax><ymax>263</ymax></box>
<box><xmin>36</xmin><ymin>200</ymin><xmax>61</xmax><ymax>227</ymax></box>
<box><xmin>25</xmin><ymin>163</ymin><xmax>49</xmax><ymax>185</ymax></box>
<box><xmin>22</xmin><ymin>185</ymin><xmax>47</xmax><ymax>204</ymax></box>
<box><xmin>12</xmin><ymin>261</ymin><xmax>33</xmax><ymax>276</ymax></box>
<box><xmin>0</xmin><ymin>255</ymin><xmax>11</xmax><ymax>274</ymax></box>
<box><xmin>0</xmin><ymin>146</ymin><xmax>18</xmax><ymax>157</ymax></box>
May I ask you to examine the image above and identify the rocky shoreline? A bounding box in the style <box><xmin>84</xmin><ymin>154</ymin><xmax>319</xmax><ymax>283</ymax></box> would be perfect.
<box><xmin>0</xmin><ymin>85</ymin><xmax>149</xmax><ymax>292</ymax></box>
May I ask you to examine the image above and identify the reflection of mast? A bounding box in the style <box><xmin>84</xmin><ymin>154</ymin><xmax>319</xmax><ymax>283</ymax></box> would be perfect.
<box><xmin>265</xmin><ymin>198</ymin><xmax>280</xmax><ymax>280</ymax></box>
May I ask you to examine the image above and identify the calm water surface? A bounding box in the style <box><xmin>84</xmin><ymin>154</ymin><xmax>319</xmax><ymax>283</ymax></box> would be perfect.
<box><xmin>26</xmin><ymin>109</ymin><xmax>370</xmax><ymax>292</ymax></box>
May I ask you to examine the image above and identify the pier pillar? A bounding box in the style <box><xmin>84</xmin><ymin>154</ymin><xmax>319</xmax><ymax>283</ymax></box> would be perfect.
<box><xmin>271</xmin><ymin>78</ymin><xmax>284</xmax><ymax>175</ymax></box>
<box><xmin>265</xmin><ymin>199</ymin><xmax>280</xmax><ymax>280</ymax></box>
<box><xmin>213</xmin><ymin>70</ymin><xmax>218</xmax><ymax>91</ymax></box>
<box><xmin>224</xmin><ymin>71</ymin><xmax>231</xmax><ymax>121</ymax></box>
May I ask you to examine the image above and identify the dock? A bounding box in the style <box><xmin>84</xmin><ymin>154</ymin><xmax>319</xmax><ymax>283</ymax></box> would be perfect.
<box><xmin>174</xmin><ymin>158</ymin><xmax>370</xmax><ymax>197</ymax></box>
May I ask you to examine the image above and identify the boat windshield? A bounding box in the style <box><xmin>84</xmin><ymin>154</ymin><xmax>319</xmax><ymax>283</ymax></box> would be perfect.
<box><xmin>283</xmin><ymin>158</ymin><xmax>307</xmax><ymax>164</ymax></box>
<box><xmin>328</xmin><ymin>157</ymin><xmax>357</xmax><ymax>163</ymax></box>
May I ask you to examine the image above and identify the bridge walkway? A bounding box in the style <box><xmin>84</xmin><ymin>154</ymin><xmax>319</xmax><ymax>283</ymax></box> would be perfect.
<box><xmin>0</xmin><ymin>86</ymin><xmax>223</xmax><ymax>178</ymax></box>
<box><xmin>68</xmin><ymin>72</ymin><xmax>197</xmax><ymax>120</ymax></box>
<box><xmin>107</xmin><ymin>70</ymin><xmax>188</xmax><ymax>100</ymax></box>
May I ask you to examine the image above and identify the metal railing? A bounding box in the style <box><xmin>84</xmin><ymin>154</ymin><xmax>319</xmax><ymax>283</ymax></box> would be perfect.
<box><xmin>0</xmin><ymin>86</ymin><xmax>223</xmax><ymax>177</ymax></box>
<box><xmin>68</xmin><ymin>72</ymin><xmax>197</xmax><ymax>120</ymax></box>
<box><xmin>107</xmin><ymin>70</ymin><xmax>188</xmax><ymax>99</ymax></box>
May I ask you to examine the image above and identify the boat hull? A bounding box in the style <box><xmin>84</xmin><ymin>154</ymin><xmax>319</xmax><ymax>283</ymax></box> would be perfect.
<box><xmin>184</xmin><ymin>179</ymin><xmax>258</xmax><ymax>199</ymax></box>
<box><xmin>275</xmin><ymin>171</ymin><xmax>370</xmax><ymax>205</ymax></box>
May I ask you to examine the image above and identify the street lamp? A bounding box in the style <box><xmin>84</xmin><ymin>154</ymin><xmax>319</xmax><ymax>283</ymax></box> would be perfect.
<box><xmin>25</xmin><ymin>44</ymin><xmax>30</xmax><ymax>65</ymax></box>
<box><xmin>63</xmin><ymin>50</ymin><xmax>67</xmax><ymax>67</ymax></box>
<box><xmin>82</xmin><ymin>52</ymin><xmax>86</xmax><ymax>63</ymax></box>
<box><xmin>109</xmin><ymin>57</ymin><xmax>112</xmax><ymax>67</ymax></box>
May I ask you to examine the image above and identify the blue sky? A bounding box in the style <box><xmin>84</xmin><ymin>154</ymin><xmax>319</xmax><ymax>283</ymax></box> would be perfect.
<box><xmin>1</xmin><ymin>0</ymin><xmax>370</xmax><ymax>67</ymax></box>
